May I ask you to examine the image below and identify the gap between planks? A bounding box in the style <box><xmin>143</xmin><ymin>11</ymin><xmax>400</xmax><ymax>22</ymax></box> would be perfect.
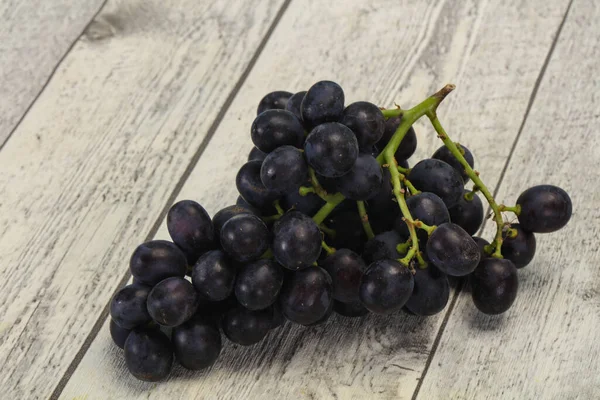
<box><xmin>48</xmin><ymin>0</ymin><xmax>293</xmax><ymax>398</ymax></box>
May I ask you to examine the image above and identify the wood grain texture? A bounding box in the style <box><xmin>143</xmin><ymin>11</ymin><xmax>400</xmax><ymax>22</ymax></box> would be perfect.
<box><xmin>417</xmin><ymin>1</ymin><xmax>600</xmax><ymax>399</ymax></box>
<box><xmin>60</xmin><ymin>0</ymin><xmax>571</xmax><ymax>399</ymax></box>
<box><xmin>0</xmin><ymin>0</ymin><xmax>285</xmax><ymax>398</ymax></box>
<box><xmin>0</xmin><ymin>0</ymin><xmax>105</xmax><ymax>145</ymax></box>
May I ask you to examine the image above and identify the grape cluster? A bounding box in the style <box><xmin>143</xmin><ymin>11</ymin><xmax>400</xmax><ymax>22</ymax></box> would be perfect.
<box><xmin>109</xmin><ymin>81</ymin><xmax>572</xmax><ymax>382</ymax></box>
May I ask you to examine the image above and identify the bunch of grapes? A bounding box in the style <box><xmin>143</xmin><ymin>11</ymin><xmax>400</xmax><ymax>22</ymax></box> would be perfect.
<box><xmin>109</xmin><ymin>81</ymin><xmax>572</xmax><ymax>382</ymax></box>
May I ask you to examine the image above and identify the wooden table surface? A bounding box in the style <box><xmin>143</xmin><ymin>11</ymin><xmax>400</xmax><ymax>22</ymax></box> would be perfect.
<box><xmin>1</xmin><ymin>0</ymin><xmax>598</xmax><ymax>399</ymax></box>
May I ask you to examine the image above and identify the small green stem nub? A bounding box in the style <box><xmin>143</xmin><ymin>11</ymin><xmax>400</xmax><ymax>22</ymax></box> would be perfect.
<box><xmin>274</xmin><ymin>200</ymin><xmax>285</xmax><ymax>216</ymax></box>
<box><xmin>414</xmin><ymin>220</ymin><xmax>436</xmax><ymax>236</ymax></box>
<box><xmin>400</xmin><ymin>173</ymin><xmax>420</xmax><ymax>195</ymax></box>
<box><xmin>319</xmin><ymin>224</ymin><xmax>336</xmax><ymax>238</ymax></box>
<box><xmin>299</xmin><ymin>186</ymin><xmax>315</xmax><ymax>196</ymax></box>
<box><xmin>260</xmin><ymin>248</ymin><xmax>273</xmax><ymax>259</ymax></box>
<box><xmin>357</xmin><ymin>201</ymin><xmax>375</xmax><ymax>240</ymax></box>
<box><xmin>396</xmin><ymin>240</ymin><xmax>412</xmax><ymax>254</ymax></box>
<box><xmin>397</xmin><ymin>165</ymin><xmax>410</xmax><ymax>174</ymax></box>
<box><xmin>321</xmin><ymin>241</ymin><xmax>336</xmax><ymax>255</ymax></box>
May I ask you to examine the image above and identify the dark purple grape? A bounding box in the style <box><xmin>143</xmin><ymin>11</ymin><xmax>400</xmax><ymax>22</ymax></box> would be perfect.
<box><xmin>212</xmin><ymin>205</ymin><xmax>254</xmax><ymax>240</ymax></box>
<box><xmin>394</xmin><ymin>192</ymin><xmax>450</xmax><ymax>242</ymax></box>
<box><xmin>367</xmin><ymin>168</ymin><xmax>394</xmax><ymax>216</ymax></box>
<box><xmin>220</xmin><ymin>214</ymin><xmax>270</xmax><ymax>263</ymax></box>
<box><xmin>426</xmin><ymin>223</ymin><xmax>480</xmax><ymax>276</ymax></box>
<box><xmin>398</xmin><ymin>159</ymin><xmax>409</xmax><ymax>169</ymax></box>
<box><xmin>248</xmin><ymin>147</ymin><xmax>267</xmax><ymax>162</ymax></box>
<box><xmin>235</xmin><ymin>259</ymin><xmax>284</xmax><ymax>310</ymax></box>
<box><xmin>378</xmin><ymin>116</ymin><xmax>417</xmax><ymax>160</ymax></box>
<box><xmin>221</xmin><ymin>307</ymin><xmax>272</xmax><ymax>345</ymax></box>
<box><xmin>333</xmin><ymin>300</ymin><xmax>369</xmax><ymax>317</ymax></box>
<box><xmin>281</xmin><ymin>189</ymin><xmax>325</xmax><ymax>216</ymax></box>
<box><xmin>236</xmin><ymin>161</ymin><xmax>280</xmax><ymax>212</ymax></box>
<box><xmin>172</xmin><ymin>315</ymin><xmax>221</xmax><ymax>370</ymax></box>
<box><xmin>362</xmin><ymin>230</ymin><xmax>408</xmax><ymax>265</ymax></box>
<box><xmin>167</xmin><ymin>200</ymin><xmax>215</xmax><ymax>265</ymax></box>
<box><xmin>516</xmin><ymin>185</ymin><xmax>572</xmax><ymax>233</ymax></box>
<box><xmin>110</xmin><ymin>284</ymin><xmax>152</xmax><ymax>329</ymax></box>
<box><xmin>304</xmin><ymin>122</ymin><xmax>358</xmax><ymax>177</ymax></box>
<box><xmin>192</xmin><ymin>250</ymin><xmax>236</xmax><ymax>301</ymax></box>
<box><xmin>305</xmin><ymin>297</ymin><xmax>334</xmax><ymax>326</ymax></box>
<box><xmin>129</xmin><ymin>240</ymin><xmax>187</xmax><ymax>286</ymax></box>
<box><xmin>339</xmin><ymin>101</ymin><xmax>385</xmax><ymax>149</ymax></box>
<box><xmin>407</xmin><ymin>159</ymin><xmax>464</xmax><ymax>208</ymax></box>
<box><xmin>448</xmin><ymin>191</ymin><xmax>484</xmax><ymax>235</ymax></box>
<box><xmin>256</xmin><ymin>90</ymin><xmax>293</xmax><ymax>115</ymax></box>
<box><xmin>321</xmin><ymin>249</ymin><xmax>367</xmax><ymax>303</ymax></box>
<box><xmin>236</xmin><ymin>196</ymin><xmax>262</xmax><ymax>215</ymax></box>
<box><xmin>359</xmin><ymin>259</ymin><xmax>414</xmax><ymax>314</ymax></box>
<box><xmin>260</xmin><ymin>145</ymin><xmax>308</xmax><ymax>193</ymax></box>
<box><xmin>285</xmin><ymin>91</ymin><xmax>307</xmax><ymax>123</ymax></box>
<box><xmin>404</xmin><ymin>266</ymin><xmax>450</xmax><ymax>316</ymax></box>
<box><xmin>432</xmin><ymin>144</ymin><xmax>474</xmax><ymax>183</ymax></box>
<box><xmin>471</xmin><ymin>258</ymin><xmax>518</xmax><ymax>314</ymax></box>
<box><xmin>272</xmin><ymin>211</ymin><xmax>321</xmax><ymax>270</ymax></box>
<box><xmin>324</xmin><ymin>211</ymin><xmax>367</xmax><ymax>254</ymax></box>
<box><xmin>110</xmin><ymin>319</ymin><xmax>132</xmax><ymax>349</ymax></box>
<box><xmin>334</xmin><ymin>153</ymin><xmax>383</xmax><ymax>201</ymax></box>
<box><xmin>124</xmin><ymin>328</ymin><xmax>173</xmax><ymax>381</ymax></box>
<box><xmin>279</xmin><ymin>267</ymin><xmax>333</xmax><ymax>325</ymax></box>
<box><xmin>147</xmin><ymin>277</ymin><xmax>198</xmax><ymax>327</ymax></box>
<box><xmin>251</xmin><ymin>109</ymin><xmax>304</xmax><ymax>153</ymax></box>
<box><xmin>502</xmin><ymin>224</ymin><xmax>536</xmax><ymax>268</ymax></box>
<box><xmin>301</xmin><ymin>80</ymin><xmax>345</xmax><ymax>128</ymax></box>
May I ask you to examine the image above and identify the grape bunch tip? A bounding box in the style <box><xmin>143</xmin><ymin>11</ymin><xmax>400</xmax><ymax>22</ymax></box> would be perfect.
<box><xmin>108</xmin><ymin>80</ymin><xmax>573</xmax><ymax>382</ymax></box>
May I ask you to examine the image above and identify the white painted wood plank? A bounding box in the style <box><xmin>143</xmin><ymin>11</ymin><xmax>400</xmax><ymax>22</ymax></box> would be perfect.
<box><xmin>0</xmin><ymin>0</ymin><xmax>285</xmax><ymax>398</ymax></box>
<box><xmin>60</xmin><ymin>1</ymin><xmax>571</xmax><ymax>399</ymax></box>
<box><xmin>416</xmin><ymin>1</ymin><xmax>600</xmax><ymax>399</ymax></box>
<box><xmin>0</xmin><ymin>0</ymin><xmax>105</xmax><ymax>145</ymax></box>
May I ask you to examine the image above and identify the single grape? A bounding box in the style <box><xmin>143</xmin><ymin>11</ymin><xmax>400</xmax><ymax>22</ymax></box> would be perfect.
<box><xmin>432</xmin><ymin>144</ymin><xmax>474</xmax><ymax>183</ymax></box>
<box><xmin>305</xmin><ymin>297</ymin><xmax>334</xmax><ymax>326</ymax></box>
<box><xmin>110</xmin><ymin>319</ymin><xmax>132</xmax><ymax>349</ymax></box>
<box><xmin>221</xmin><ymin>307</ymin><xmax>272</xmax><ymax>345</ymax></box>
<box><xmin>301</xmin><ymin>80</ymin><xmax>345</xmax><ymax>128</ymax></box>
<box><xmin>147</xmin><ymin>277</ymin><xmax>198</xmax><ymax>327</ymax></box>
<box><xmin>279</xmin><ymin>267</ymin><xmax>333</xmax><ymax>325</ymax></box>
<box><xmin>260</xmin><ymin>145</ymin><xmax>308</xmax><ymax>193</ymax></box>
<box><xmin>501</xmin><ymin>224</ymin><xmax>536</xmax><ymax>268</ymax></box>
<box><xmin>304</xmin><ymin>122</ymin><xmax>359</xmax><ymax>177</ymax></box>
<box><xmin>426</xmin><ymin>223</ymin><xmax>480</xmax><ymax>276</ymax></box>
<box><xmin>256</xmin><ymin>90</ymin><xmax>293</xmax><ymax>115</ymax></box>
<box><xmin>124</xmin><ymin>328</ymin><xmax>173</xmax><ymax>382</ymax></box>
<box><xmin>394</xmin><ymin>192</ymin><xmax>450</xmax><ymax>242</ymax></box>
<box><xmin>334</xmin><ymin>153</ymin><xmax>383</xmax><ymax>201</ymax></box>
<box><xmin>172</xmin><ymin>315</ymin><xmax>221</xmax><ymax>370</ymax></box>
<box><xmin>362</xmin><ymin>230</ymin><xmax>408</xmax><ymax>265</ymax></box>
<box><xmin>378</xmin><ymin>116</ymin><xmax>417</xmax><ymax>160</ymax></box>
<box><xmin>251</xmin><ymin>109</ymin><xmax>305</xmax><ymax>153</ymax></box>
<box><xmin>339</xmin><ymin>101</ymin><xmax>385</xmax><ymax>149</ymax></box>
<box><xmin>448</xmin><ymin>191</ymin><xmax>484</xmax><ymax>235</ymax></box>
<box><xmin>285</xmin><ymin>91</ymin><xmax>307</xmax><ymax>123</ymax></box>
<box><xmin>220</xmin><ymin>214</ymin><xmax>270</xmax><ymax>262</ymax></box>
<box><xmin>324</xmin><ymin>210</ymin><xmax>367</xmax><ymax>254</ymax></box>
<box><xmin>236</xmin><ymin>161</ymin><xmax>280</xmax><ymax>212</ymax></box>
<box><xmin>110</xmin><ymin>284</ymin><xmax>152</xmax><ymax>330</ymax></box>
<box><xmin>333</xmin><ymin>300</ymin><xmax>369</xmax><ymax>317</ymax></box>
<box><xmin>192</xmin><ymin>250</ymin><xmax>236</xmax><ymax>301</ymax></box>
<box><xmin>272</xmin><ymin>211</ymin><xmax>322</xmax><ymax>270</ymax></box>
<box><xmin>167</xmin><ymin>200</ymin><xmax>215</xmax><ymax>265</ymax></box>
<box><xmin>516</xmin><ymin>185</ymin><xmax>572</xmax><ymax>233</ymax></box>
<box><xmin>404</xmin><ymin>266</ymin><xmax>450</xmax><ymax>316</ymax></box>
<box><xmin>212</xmin><ymin>205</ymin><xmax>254</xmax><ymax>240</ymax></box>
<box><xmin>248</xmin><ymin>146</ymin><xmax>267</xmax><ymax>162</ymax></box>
<box><xmin>235</xmin><ymin>259</ymin><xmax>284</xmax><ymax>310</ymax></box>
<box><xmin>281</xmin><ymin>189</ymin><xmax>325</xmax><ymax>216</ymax></box>
<box><xmin>471</xmin><ymin>258</ymin><xmax>518</xmax><ymax>314</ymax></box>
<box><xmin>359</xmin><ymin>259</ymin><xmax>414</xmax><ymax>314</ymax></box>
<box><xmin>321</xmin><ymin>248</ymin><xmax>367</xmax><ymax>303</ymax></box>
<box><xmin>129</xmin><ymin>240</ymin><xmax>187</xmax><ymax>286</ymax></box>
<box><xmin>407</xmin><ymin>159</ymin><xmax>464</xmax><ymax>208</ymax></box>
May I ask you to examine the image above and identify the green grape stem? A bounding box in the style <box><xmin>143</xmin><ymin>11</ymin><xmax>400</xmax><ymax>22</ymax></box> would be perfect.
<box><xmin>426</xmin><ymin>111</ymin><xmax>505</xmax><ymax>259</ymax></box>
<box><xmin>356</xmin><ymin>201</ymin><xmax>375</xmax><ymax>240</ymax></box>
<box><xmin>321</xmin><ymin>241</ymin><xmax>336</xmax><ymax>255</ymax></box>
<box><xmin>499</xmin><ymin>204</ymin><xmax>522</xmax><ymax>215</ymax></box>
